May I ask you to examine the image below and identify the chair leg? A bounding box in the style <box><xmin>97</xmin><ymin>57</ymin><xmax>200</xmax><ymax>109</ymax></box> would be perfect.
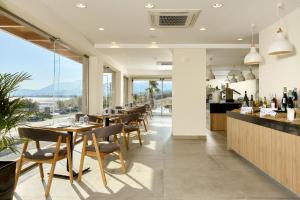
<box><xmin>45</xmin><ymin>160</ymin><xmax>57</xmax><ymax>197</ymax></box>
<box><xmin>45</xmin><ymin>136</ymin><xmax>62</xmax><ymax>198</ymax></box>
<box><xmin>15</xmin><ymin>141</ymin><xmax>28</xmax><ymax>189</ymax></box>
<box><xmin>137</xmin><ymin>129</ymin><xmax>142</xmax><ymax>146</ymax></box>
<box><xmin>144</xmin><ymin>116</ymin><xmax>149</xmax><ymax>125</ymax></box>
<box><xmin>117</xmin><ymin>150</ymin><xmax>126</xmax><ymax>173</ymax></box>
<box><xmin>142</xmin><ymin>119</ymin><xmax>148</xmax><ymax>132</ymax></box>
<box><xmin>78</xmin><ymin>136</ymin><xmax>88</xmax><ymax>182</ymax></box>
<box><xmin>66</xmin><ymin>137</ymin><xmax>73</xmax><ymax>184</ymax></box>
<box><xmin>15</xmin><ymin>156</ymin><xmax>24</xmax><ymax>189</ymax></box>
<box><xmin>122</xmin><ymin>130</ymin><xmax>129</xmax><ymax>150</ymax></box>
<box><xmin>92</xmin><ymin>134</ymin><xmax>107</xmax><ymax>186</ymax></box>
<box><xmin>35</xmin><ymin>141</ymin><xmax>44</xmax><ymax>179</ymax></box>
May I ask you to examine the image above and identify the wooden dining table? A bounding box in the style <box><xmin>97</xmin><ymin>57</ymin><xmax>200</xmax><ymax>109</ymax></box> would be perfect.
<box><xmin>39</xmin><ymin>123</ymin><xmax>102</xmax><ymax>179</ymax></box>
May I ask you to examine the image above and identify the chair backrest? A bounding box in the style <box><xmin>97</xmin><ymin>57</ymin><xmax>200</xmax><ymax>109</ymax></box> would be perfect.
<box><xmin>121</xmin><ymin>113</ymin><xmax>140</xmax><ymax>124</ymax></box>
<box><xmin>85</xmin><ymin>124</ymin><xmax>123</xmax><ymax>140</ymax></box>
<box><xmin>18</xmin><ymin>127</ymin><xmax>69</xmax><ymax>143</ymax></box>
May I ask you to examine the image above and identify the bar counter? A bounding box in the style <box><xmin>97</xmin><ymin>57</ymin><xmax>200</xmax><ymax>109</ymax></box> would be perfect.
<box><xmin>227</xmin><ymin>110</ymin><xmax>300</xmax><ymax>196</ymax></box>
<box><xmin>209</xmin><ymin>103</ymin><xmax>241</xmax><ymax>131</ymax></box>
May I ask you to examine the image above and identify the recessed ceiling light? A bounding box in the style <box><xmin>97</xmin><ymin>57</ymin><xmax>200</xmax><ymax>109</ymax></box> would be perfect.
<box><xmin>212</xmin><ymin>3</ymin><xmax>223</xmax><ymax>8</ymax></box>
<box><xmin>149</xmin><ymin>27</ymin><xmax>156</xmax><ymax>31</ymax></box>
<box><xmin>76</xmin><ymin>3</ymin><xmax>87</xmax><ymax>8</ymax></box>
<box><xmin>237</xmin><ymin>38</ymin><xmax>243</xmax><ymax>41</ymax></box>
<box><xmin>145</xmin><ymin>3</ymin><xmax>155</xmax><ymax>9</ymax></box>
<box><xmin>199</xmin><ymin>27</ymin><xmax>207</xmax><ymax>31</ymax></box>
<box><xmin>98</xmin><ymin>27</ymin><xmax>105</xmax><ymax>31</ymax></box>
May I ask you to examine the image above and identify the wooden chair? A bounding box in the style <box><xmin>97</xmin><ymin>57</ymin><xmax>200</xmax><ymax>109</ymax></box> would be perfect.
<box><xmin>121</xmin><ymin>113</ymin><xmax>142</xmax><ymax>149</ymax></box>
<box><xmin>128</xmin><ymin>107</ymin><xmax>148</xmax><ymax>132</ymax></box>
<box><xmin>16</xmin><ymin>128</ymin><xmax>73</xmax><ymax>197</ymax></box>
<box><xmin>144</xmin><ymin>104</ymin><xmax>153</xmax><ymax>119</ymax></box>
<box><xmin>74</xmin><ymin>114</ymin><xmax>103</xmax><ymax>143</ymax></box>
<box><xmin>78</xmin><ymin>124</ymin><xmax>126</xmax><ymax>186</ymax></box>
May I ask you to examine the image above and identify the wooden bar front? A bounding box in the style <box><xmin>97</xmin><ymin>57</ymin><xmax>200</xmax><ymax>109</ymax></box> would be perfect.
<box><xmin>227</xmin><ymin>113</ymin><xmax>300</xmax><ymax>196</ymax></box>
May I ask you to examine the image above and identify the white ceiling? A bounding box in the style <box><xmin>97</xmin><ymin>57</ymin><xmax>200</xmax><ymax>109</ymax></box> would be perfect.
<box><xmin>100</xmin><ymin>48</ymin><xmax>172</xmax><ymax>70</ymax></box>
<box><xmin>38</xmin><ymin>0</ymin><xmax>300</xmax><ymax>44</ymax></box>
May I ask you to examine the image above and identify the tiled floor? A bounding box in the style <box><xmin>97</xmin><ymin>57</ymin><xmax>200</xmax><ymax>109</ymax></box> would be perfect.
<box><xmin>14</xmin><ymin>116</ymin><xmax>299</xmax><ymax>200</ymax></box>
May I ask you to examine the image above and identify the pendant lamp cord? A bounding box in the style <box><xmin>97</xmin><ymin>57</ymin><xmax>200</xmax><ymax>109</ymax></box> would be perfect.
<box><xmin>276</xmin><ymin>3</ymin><xmax>286</xmax><ymax>32</ymax></box>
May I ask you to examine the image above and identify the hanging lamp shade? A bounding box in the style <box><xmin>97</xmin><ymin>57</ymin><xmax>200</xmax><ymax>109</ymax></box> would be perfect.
<box><xmin>244</xmin><ymin>46</ymin><xmax>263</xmax><ymax>65</ymax></box>
<box><xmin>207</xmin><ymin>69</ymin><xmax>215</xmax><ymax>80</ymax></box>
<box><xmin>246</xmin><ymin>68</ymin><xmax>256</xmax><ymax>80</ymax></box>
<box><xmin>268</xmin><ymin>28</ymin><xmax>293</xmax><ymax>55</ymax></box>
<box><xmin>237</xmin><ymin>72</ymin><xmax>245</xmax><ymax>82</ymax></box>
<box><xmin>230</xmin><ymin>75</ymin><xmax>237</xmax><ymax>83</ymax></box>
<box><xmin>244</xmin><ymin>24</ymin><xmax>263</xmax><ymax>65</ymax></box>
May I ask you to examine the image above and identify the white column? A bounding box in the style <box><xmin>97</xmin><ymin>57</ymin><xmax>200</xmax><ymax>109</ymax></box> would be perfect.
<box><xmin>114</xmin><ymin>71</ymin><xmax>124</xmax><ymax>106</ymax></box>
<box><xmin>128</xmin><ymin>77</ymin><xmax>133</xmax><ymax>103</ymax></box>
<box><xmin>88</xmin><ymin>56</ymin><xmax>103</xmax><ymax>114</ymax></box>
<box><xmin>172</xmin><ymin>48</ymin><xmax>206</xmax><ymax>139</ymax></box>
<box><xmin>82</xmin><ymin>56</ymin><xmax>89</xmax><ymax>114</ymax></box>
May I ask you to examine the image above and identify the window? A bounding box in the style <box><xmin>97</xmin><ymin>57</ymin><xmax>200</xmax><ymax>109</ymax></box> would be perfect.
<box><xmin>103</xmin><ymin>68</ymin><xmax>116</xmax><ymax>108</ymax></box>
<box><xmin>0</xmin><ymin>30</ymin><xmax>83</xmax><ymax>159</ymax></box>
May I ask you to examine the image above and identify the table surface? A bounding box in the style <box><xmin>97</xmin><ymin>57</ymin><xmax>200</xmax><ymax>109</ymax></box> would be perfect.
<box><xmin>38</xmin><ymin>123</ymin><xmax>101</xmax><ymax>132</ymax></box>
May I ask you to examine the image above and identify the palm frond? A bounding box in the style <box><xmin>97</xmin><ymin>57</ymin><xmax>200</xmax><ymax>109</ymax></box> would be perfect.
<box><xmin>0</xmin><ymin>72</ymin><xmax>31</xmax><ymax>153</ymax></box>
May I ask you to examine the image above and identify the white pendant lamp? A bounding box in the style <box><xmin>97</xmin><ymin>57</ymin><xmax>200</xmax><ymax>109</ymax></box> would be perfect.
<box><xmin>230</xmin><ymin>75</ymin><xmax>237</xmax><ymax>83</ymax></box>
<box><xmin>237</xmin><ymin>71</ymin><xmax>245</xmax><ymax>82</ymax></box>
<box><xmin>246</xmin><ymin>68</ymin><xmax>256</xmax><ymax>80</ymax></box>
<box><xmin>268</xmin><ymin>3</ymin><xmax>293</xmax><ymax>55</ymax></box>
<box><xmin>207</xmin><ymin>69</ymin><xmax>215</xmax><ymax>80</ymax></box>
<box><xmin>244</xmin><ymin>24</ymin><xmax>263</xmax><ymax>65</ymax></box>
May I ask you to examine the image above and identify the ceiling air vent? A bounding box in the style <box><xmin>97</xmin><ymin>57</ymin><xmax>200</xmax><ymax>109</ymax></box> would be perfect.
<box><xmin>149</xmin><ymin>9</ymin><xmax>201</xmax><ymax>28</ymax></box>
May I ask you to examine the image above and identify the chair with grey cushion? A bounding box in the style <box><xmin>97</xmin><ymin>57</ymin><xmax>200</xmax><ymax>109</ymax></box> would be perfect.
<box><xmin>16</xmin><ymin>127</ymin><xmax>73</xmax><ymax>198</ymax></box>
<box><xmin>121</xmin><ymin>113</ymin><xmax>142</xmax><ymax>149</ymax></box>
<box><xmin>78</xmin><ymin>124</ymin><xmax>126</xmax><ymax>186</ymax></box>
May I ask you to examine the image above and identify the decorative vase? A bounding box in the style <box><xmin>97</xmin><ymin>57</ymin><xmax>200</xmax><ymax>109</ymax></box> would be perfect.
<box><xmin>0</xmin><ymin>161</ymin><xmax>16</xmax><ymax>200</ymax></box>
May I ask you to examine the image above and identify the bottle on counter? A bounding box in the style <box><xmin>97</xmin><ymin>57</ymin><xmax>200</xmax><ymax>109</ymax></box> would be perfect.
<box><xmin>263</xmin><ymin>96</ymin><xmax>268</xmax><ymax>108</ymax></box>
<box><xmin>292</xmin><ymin>88</ymin><xmax>298</xmax><ymax>108</ymax></box>
<box><xmin>271</xmin><ymin>94</ymin><xmax>278</xmax><ymax>109</ymax></box>
<box><xmin>281</xmin><ymin>91</ymin><xmax>288</xmax><ymax>112</ymax></box>
<box><xmin>243</xmin><ymin>91</ymin><xmax>249</xmax><ymax>107</ymax></box>
<box><xmin>249</xmin><ymin>95</ymin><xmax>254</xmax><ymax>107</ymax></box>
<box><xmin>287</xmin><ymin>97</ymin><xmax>294</xmax><ymax>108</ymax></box>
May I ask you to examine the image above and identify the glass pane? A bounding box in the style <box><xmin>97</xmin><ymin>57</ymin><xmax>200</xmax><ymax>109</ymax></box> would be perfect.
<box><xmin>133</xmin><ymin>80</ymin><xmax>149</xmax><ymax>105</ymax></box>
<box><xmin>0</xmin><ymin>30</ymin><xmax>83</xmax><ymax>160</ymax></box>
<box><xmin>103</xmin><ymin>72</ymin><xmax>113</xmax><ymax>108</ymax></box>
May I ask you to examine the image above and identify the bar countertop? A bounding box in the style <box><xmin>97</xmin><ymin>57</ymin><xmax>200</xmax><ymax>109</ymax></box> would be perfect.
<box><xmin>227</xmin><ymin>110</ymin><xmax>300</xmax><ymax>136</ymax></box>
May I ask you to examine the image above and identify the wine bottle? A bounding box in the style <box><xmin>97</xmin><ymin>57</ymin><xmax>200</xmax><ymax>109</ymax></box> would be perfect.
<box><xmin>281</xmin><ymin>92</ymin><xmax>288</xmax><ymax>112</ymax></box>
<box><xmin>249</xmin><ymin>95</ymin><xmax>254</xmax><ymax>107</ymax></box>
<box><xmin>263</xmin><ymin>96</ymin><xmax>268</xmax><ymax>108</ymax></box>
<box><xmin>243</xmin><ymin>91</ymin><xmax>249</xmax><ymax>107</ymax></box>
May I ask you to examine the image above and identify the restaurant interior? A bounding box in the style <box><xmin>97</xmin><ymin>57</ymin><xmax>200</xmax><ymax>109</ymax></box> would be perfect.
<box><xmin>1</xmin><ymin>0</ymin><xmax>300</xmax><ymax>200</ymax></box>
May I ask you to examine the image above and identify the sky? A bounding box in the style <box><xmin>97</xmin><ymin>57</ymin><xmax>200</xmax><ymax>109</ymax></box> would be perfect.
<box><xmin>0</xmin><ymin>30</ymin><xmax>82</xmax><ymax>90</ymax></box>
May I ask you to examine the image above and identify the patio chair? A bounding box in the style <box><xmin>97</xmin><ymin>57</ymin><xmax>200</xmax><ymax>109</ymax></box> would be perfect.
<box><xmin>78</xmin><ymin>124</ymin><xmax>126</xmax><ymax>186</ymax></box>
<box><xmin>16</xmin><ymin>127</ymin><xmax>73</xmax><ymax>197</ymax></box>
<box><xmin>121</xmin><ymin>113</ymin><xmax>142</xmax><ymax>149</ymax></box>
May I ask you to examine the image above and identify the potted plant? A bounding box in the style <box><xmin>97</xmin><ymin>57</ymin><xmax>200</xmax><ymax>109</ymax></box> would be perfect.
<box><xmin>0</xmin><ymin>72</ymin><xmax>31</xmax><ymax>200</ymax></box>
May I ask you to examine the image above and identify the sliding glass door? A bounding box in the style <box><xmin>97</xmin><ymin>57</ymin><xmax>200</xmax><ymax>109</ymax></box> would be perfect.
<box><xmin>132</xmin><ymin>78</ymin><xmax>172</xmax><ymax>116</ymax></box>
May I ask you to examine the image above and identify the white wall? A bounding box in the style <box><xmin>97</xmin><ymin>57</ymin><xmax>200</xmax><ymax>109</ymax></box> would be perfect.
<box><xmin>172</xmin><ymin>48</ymin><xmax>206</xmax><ymax>137</ymax></box>
<box><xmin>259</xmin><ymin>7</ymin><xmax>300</xmax><ymax>98</ymax></box>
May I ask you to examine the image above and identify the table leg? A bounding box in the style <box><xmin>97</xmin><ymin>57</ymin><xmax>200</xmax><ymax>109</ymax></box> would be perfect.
<box><xmin>52</xmin><ymin>131</ymin><xmax>90</xmax><ymax>179</ymax></box>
